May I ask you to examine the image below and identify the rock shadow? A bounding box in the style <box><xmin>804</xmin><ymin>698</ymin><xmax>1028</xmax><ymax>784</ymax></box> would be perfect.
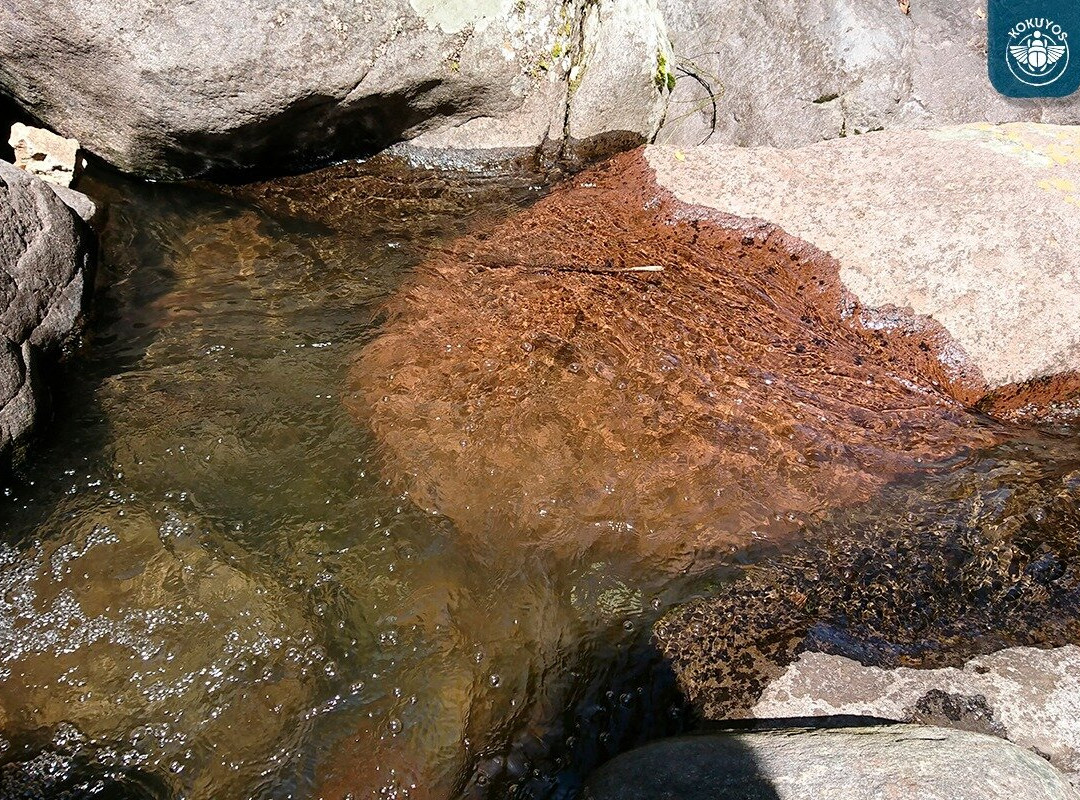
<box><xmin>582</xmin><ymin>729</ymin><xmax>784</xmax><ymax>800</ymax></box>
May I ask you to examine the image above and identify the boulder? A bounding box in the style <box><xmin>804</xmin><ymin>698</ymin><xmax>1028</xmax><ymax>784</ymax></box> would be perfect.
<box><xmin>8</xmin><ymin>122</ymin><xmax>81</xmax><ymax>187</ymax></box>
<box><xmin>0</xmin><ymin>161</ymin><xmax>92</xmax><ymax>469</ymax></box>
<box><xmin>6</xmin><ymin>0</ymin><xmax>1079</xmax><ymax>177</ymax></box>
<box><xmin>754</xmin><ymin>646</ymin><xmax>1080</xmax><ymax>784</ymax></box>
<box><xmin>647</xmin><ymin>123</ymin><xmax>1080</xmax><ymax>418</ymax></box>
<box><xmin>656</xmin><ymin>0</ymin><xmax>1080</xmax><ymax>149</ymax></box>
<box><xmin>583</xmin><ymin>726</ymin><xmax>1080</xmax><ymax>800</ymax></box>
<box><xmin>0</xmin><ymin>0</ymin><xmax>673</xmax><ymax>179</ymax></box>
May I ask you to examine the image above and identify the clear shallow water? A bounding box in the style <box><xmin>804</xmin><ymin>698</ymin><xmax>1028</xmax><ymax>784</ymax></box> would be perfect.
<box><xmin>0</xmin><ymin>158</ymin><xmax>1078</xmax><ymax>800</ymax></box>
<box><xmin>0</xmin><ymin>161</ymin><xmax>704</xmax><ymax>800</ymax></box>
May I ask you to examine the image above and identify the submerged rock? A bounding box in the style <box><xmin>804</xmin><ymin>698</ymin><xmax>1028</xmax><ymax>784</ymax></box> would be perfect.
<box><xmin>349</xmin><ymin>127</ymin><xmax>1080</xmax><ymax>563</ymax></box>
<box><xmin>654</xmin><ymin>437</ymin><xmax>1080</xmax><ymax>728</ymax></box>
<box><xmin>0</xmin><ymin>501</ymin><xmax>323</xmax><ymax>799</ymax></box>
<box><xmin>0</xmin><ymin>161</ymin><xmax>92</xmax><ymax>471</ymax></box>
<box><xmin>583</xmin><ymin>725</ymin><xmax>1080</xmax><ymax>800</ymax></box>
<box><xmin>754</xmin><ymin>646</ymin><xmax>1080</xmax><ymax>784</ymax></box>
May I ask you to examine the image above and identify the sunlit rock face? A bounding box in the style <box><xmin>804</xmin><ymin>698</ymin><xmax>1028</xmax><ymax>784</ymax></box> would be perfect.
<box><xmin>0</xmin><ymin>0</ymin><xmax>672</xmax><ymax>178</ymax></box>
<box><xmin>348</xmin><ymin>149</ymin><xmax>1000</xmax><ymax>563</ymax></box>
<box><xmin>647</xmin><ymin>124</ymin><xmax>1080</xmax><ymax>419</ymax></box>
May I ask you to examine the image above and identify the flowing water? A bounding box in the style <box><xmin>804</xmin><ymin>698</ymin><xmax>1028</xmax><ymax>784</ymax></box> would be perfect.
<box><xmin>0</xmin><ymin>156</ymin><xmax>1078</xmax><ymax>800</ymax></box>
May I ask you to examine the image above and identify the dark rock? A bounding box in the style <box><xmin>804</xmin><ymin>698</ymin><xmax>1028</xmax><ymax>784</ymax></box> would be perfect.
<box><xmin>0</xmin><ymin>161</ymin><xmax>92</xmax><ymax>470</ymax></box>
<box><xmin>46</xmin><ymin>184</ymin><xmax>98</xmax><ymax>227</ymax></box>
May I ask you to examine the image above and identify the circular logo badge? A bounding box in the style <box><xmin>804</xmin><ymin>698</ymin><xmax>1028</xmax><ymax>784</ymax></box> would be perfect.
<box><xmin>1006</xmin><ymin>20</ymin><xmax>1070</xmax><ymax>86</ymax></box>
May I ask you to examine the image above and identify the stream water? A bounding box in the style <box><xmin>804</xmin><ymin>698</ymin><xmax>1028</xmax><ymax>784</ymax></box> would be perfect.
<box><xmin>0</xmin><ymin>156</ymin><xmax>1078</xmax><ymax>800</ymax></box>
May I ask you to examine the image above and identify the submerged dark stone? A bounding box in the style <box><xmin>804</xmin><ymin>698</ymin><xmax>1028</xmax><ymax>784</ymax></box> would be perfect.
<box><xmin>656</xmin><ymin>437</ymin><xmax>1080</xmax><ymax>720</ymax></box>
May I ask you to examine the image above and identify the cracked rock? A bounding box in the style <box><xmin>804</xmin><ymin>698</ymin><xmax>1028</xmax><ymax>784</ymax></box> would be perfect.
<box><xmin>0</xmin><ymin>161</ymin><xmax>92</xmax><ymax>471</ymax></box>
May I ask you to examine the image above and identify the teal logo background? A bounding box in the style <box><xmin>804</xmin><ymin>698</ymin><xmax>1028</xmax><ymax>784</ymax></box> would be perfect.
<box><xmin>989</xmin><ymin>0</ymin><xmax>1080</xmax><ymax>98</ymax></box>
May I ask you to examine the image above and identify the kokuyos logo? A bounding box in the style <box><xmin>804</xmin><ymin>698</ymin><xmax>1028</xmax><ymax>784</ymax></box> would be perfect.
<box><xmin>1006</xmin><ymin>18</ymin><xmax>1069</xmax><ymax>86</ymax></box>
<box><xmin>988</xmin><ymin>0</ymin><xmax>1079</xmax><ymax>98</ymax></box>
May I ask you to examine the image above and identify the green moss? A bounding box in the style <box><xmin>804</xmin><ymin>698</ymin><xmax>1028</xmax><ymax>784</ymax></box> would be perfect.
<box><xmin>655</xmin><ymin>51</ymin><xmax>676</xmax><ymax>92</ymax></box>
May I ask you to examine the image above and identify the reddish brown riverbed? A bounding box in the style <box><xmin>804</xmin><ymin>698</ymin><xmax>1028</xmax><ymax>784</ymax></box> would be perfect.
<box><xmin>349</xmin><ymin>149</ymin><xmax>1000</xmax><ymax>565</ymax></box>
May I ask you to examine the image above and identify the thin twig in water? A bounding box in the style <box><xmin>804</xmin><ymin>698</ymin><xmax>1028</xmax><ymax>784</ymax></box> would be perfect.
<box><xmin>520</xmin><ymin>264</ymin><xmax>665</xmax><ymax>276</ymax></box>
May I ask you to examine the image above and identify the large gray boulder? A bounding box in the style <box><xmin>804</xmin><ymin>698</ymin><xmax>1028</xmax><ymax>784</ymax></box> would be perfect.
<box><xmin>755</xmin><ymin>647</ymin><xmax>1080</xmax><ymax>785</ymax></box>
<box><xmin>0</xmin><ymin>161</ymin><xmax>92</xmax><ymax>469</ymax></box>
<box><xmin>647</xmin><ymin>123</ymin><xmax>1080</xmax><ymax>415</ymax></box>
<box><xmin>656</xmin><ymin>0</ymin><xmax>1080</xmax><ymax>148</ymax></box>
<box><xmin>584</xmin><ymin>726</ymin><xmax>1080</xmax><ymax>800</ymax></box>
<box><xmin>8</xmin><ymin>0</ymin><xmax>1078</xmax><ymax>178</ymax></box>
<box><xmin>0</xmin><ymin>0</ymin><xmax>673</xmax><ymax>179</ymax></box>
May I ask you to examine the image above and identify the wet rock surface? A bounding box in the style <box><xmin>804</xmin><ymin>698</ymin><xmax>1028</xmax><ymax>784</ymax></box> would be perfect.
<box><xmin>348</xmin><ymin>148</ymin><xmax>1007</xmax><ymax>563</ymax></box>
<box><xmin>583</xmin><ymin>725</ymin><xmax>1080</xmax><ymax>800</ymax></box>
<box><xmin>754</xmin><ymin>646</ymin><xmax>1080</xmax><ymax>784</ymax></box>
<box><xmin>654</xmin><ymin>437</ymin><xmax>1080</xmax><ymax>723</ymax></box>
<box><xmin>0</xmin><ymin>160</ymin><xmax>92</xmax><ymax>471</ymax></box>
<box><xmin>648</xmin><ymin>124</ymin><xmax>1080</xmax><ymax>414</ymax></box>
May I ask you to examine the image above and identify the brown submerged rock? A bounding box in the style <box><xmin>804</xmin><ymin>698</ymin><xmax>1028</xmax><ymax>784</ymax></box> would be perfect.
<box><xmin>347</xmin><ymin>149</ymin><xmax>998</xmax><ymax>562</ymax></box>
